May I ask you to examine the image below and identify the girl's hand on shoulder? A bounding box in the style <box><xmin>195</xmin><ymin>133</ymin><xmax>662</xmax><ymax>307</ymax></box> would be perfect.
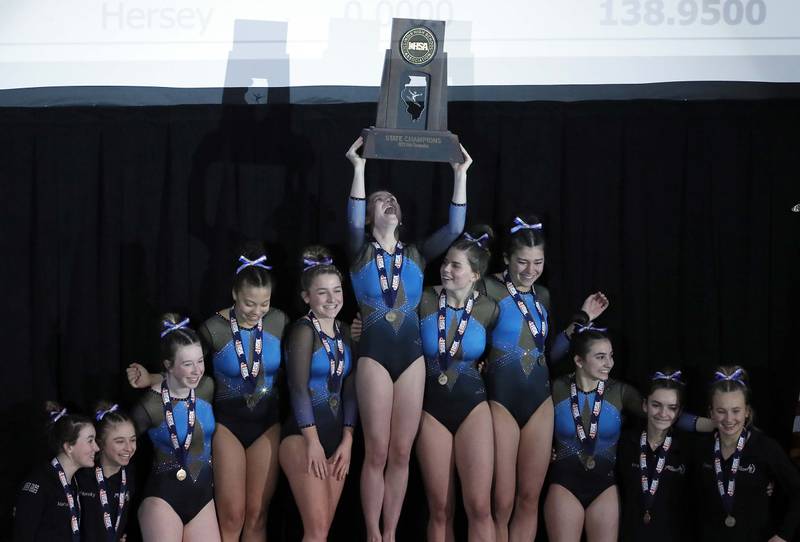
<box><xmin>581</xmin><ymin>292</ymin><xmax>609</xmax><ymax>321</ymax></box>
<box><xmin>126</xmin><ymin>362</ymin><xmax>154</xmax><ymax>389</ymax></box>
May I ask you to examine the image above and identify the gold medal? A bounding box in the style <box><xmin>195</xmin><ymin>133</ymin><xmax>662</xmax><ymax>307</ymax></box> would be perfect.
<box><xmin>329</xmin><ymin>395</ymin><xmax>339</xmax><ymax>409</ymax></box>
<box><xmin>385</xmin><ymin>311</ymin><xmax>397</xmax><ymax>323</ymax></box>
<box><xmin>176</xmin><ymin>468</ymin><xmax>187</xmax><ymax>481</ymax></box>
<box><xmin>438</xmin><ymin>373</ymin><xmax>448</xmax><ymax>386</ymax></box>
<box><xmin>586</xmin><ymin>456</ymin><xmax>596</xmax><ymax>470</ymax></box>
<box><xmin>643</xmin><ymin>511</ymin><xmax>651</xmax><ymax>524</ymax></box>
<box><xmin>725</xmin><ymin>516</ymin><xmax>736</xmax><ymax>528</ymax></box>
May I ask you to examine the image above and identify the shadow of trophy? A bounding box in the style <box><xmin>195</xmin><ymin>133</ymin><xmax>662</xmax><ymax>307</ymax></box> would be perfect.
<box><xmin>361</xmin><ymin>18</ymin><xmax>463</xmax><ymax>163</ymax></box>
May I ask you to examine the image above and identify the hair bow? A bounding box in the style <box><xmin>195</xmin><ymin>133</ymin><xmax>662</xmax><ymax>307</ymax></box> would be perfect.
<box><xmin>510</xmin><ymin>217</ymin><xmax>543</xmax><ymax>234</ymax></box>
<box><xmin>575</xmin><ymin>322</ymin><xmax>608</xmax><ymax>334</ymax></box>
<box><xmin>463</xmin><ymin>232</ymin><xmax>489</xmax><ymax>248</ymax></box>
<box><xmin>303</xmin><ymin>257</ymin><xmax>334</xmax><ymax>271</ymax></box>
<box><xmin>160</xmin><ymin>317</ymin><xmax>191</xmax><ymax>338</ymax></box>
<box><xmin>50</xmin><ymin>408</ymin><xmax>68</xmax><ymax>424</ymax></box>
<box><xmin>95</xmin><ymin>403</ymin><xmax>119</xmax><ymax>422</ymax></box>
<box><xmin>712</xmin><ymin>368</ymin><xmax>746</xmax><ymax>387</ymax></box>
<box><xmin>236</xmin><ymin>254</ymin><xmax>272</xmax><ymax>274</ymax></box>
<box><xmin>652</xmin><ymin>370</ymin><xmax>683</xmax><ymax>384</ymax></box>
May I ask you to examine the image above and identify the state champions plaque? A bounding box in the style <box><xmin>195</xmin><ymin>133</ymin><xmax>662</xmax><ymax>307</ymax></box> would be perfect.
<box><xmin>361</xmin><ymin>18</ymin><xmax>463</xmax><ymax>163</ymax></box>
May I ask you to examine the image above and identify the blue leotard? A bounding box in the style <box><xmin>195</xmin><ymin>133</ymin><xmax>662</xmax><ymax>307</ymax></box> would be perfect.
<box><xmin>419</xmin><ymin>288</ymin><xmax>498</xmax><ymax>434</ymax></box>
<box><xmin>481</xmin><ymin>276</ymin><xmax>570</xmax><ymax>428</ymax></box>
<box><xmin>282</xmin><ymin>319</ymin><xmax>357</xmax><ymax>457</ymax></box>
<box><xmin>132</xmin><ymin>377</ymin><xmax>215</xmax><ymax>524</ymax></box>
<box><xmin>347</xmin><ymin>197</ymin><xmax>466</xmax><ymax>381</ymax></box>
<box><xmin>199</xmin><ymin>309</ymin><xmax>288</xmax><ymax>448</ymax></box>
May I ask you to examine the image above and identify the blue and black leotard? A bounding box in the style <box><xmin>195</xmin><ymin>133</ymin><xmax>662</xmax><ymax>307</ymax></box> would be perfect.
<box><xmin>347</xmin><ymin>197</ymin><xmax>466</xmax><ymax>381</ymax></box>
<box><xmin>550</xmin><ymin>376</ymin><xmax>698</xmax><ymax>508</ymax></box>
<box><xmin>198</xmin><ymin>308</ymin><xmax>288</xmax><ymax>448</ymax></box>
<box><xmin>419</xmin><ymin>287</ymin><xmax>498</xmax><ymax>435</ymax></box>
<box><xmin>132</xmin><ymin>377</ymin><xmax>215</xmax><ymax>525</ymax></box>
<box><xmin>480</xmin><ymin>276</ymin><xmax>570</xmax><ymax>428</ymax></box>
<box><xmin>282</xmin><ymin>318</ymin><xmax>357</xmax><ymax>458</ymax></box>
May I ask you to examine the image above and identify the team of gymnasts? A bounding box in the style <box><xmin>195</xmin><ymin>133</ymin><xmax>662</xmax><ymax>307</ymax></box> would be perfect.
<box><xmin>14</xmin><ymin>137</ymin><xmax>800</xmax><ymax>542</ymax></box>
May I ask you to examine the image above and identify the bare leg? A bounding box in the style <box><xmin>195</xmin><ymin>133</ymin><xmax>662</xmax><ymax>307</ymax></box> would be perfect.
<box><xmin>212</xmin><ymin>424</ymin><xmax>247</xmax><ymax>541</ymax></box>
<box><xmin>280</xmin><ymin>436</ymin><xmax>335</xmax><ymax>542</ymax></box>
<box><xmin>454</xmin><ymin>403</ymin><xmax>495</xmax><ymax>542</ymax></box>
<box><xmin>357</xmin><ymin>357</ymin><xmax>395</xmax><ymax>542</ymax></box>
<box><xmin>138</xmin><ymin>497</ymin><xmax>184</xmax><ymax>542</ymax></box>
<box><xmin>184</xmin><ymin>500</ymin><xmax>222</xmax><ymax>542</ymax></box>
<box><xmin>509</xmin><ymin>398</ymin><xmax>553</xmax><ymax>542</ymax></box>
<box><xmin>584</xmin><ymin>486</ymin><xmax>619</xmax><ymax>542</ymax></box>
<box><xmin>416</xmin><ymin>412</ymin><xmax>457</xmax><ymax>542</ymax></box>
<box><xmin>242</xmin><ymin>424</ymin><xmax>281</xmax><ymax>542</ymax></box>
<box><xmin>544</xmin><ymin>484</ymin><xmax>585</xmax><ymax>542</ymax></box>
<box><xmin>489</xmin><ymin>401</ymin><xmax>520</xmax><ymax>542</ymax></box>
<box><xmin>382</xmin><ymin>357</ymin><xmax>425</xmax><ymax>542</ymax></box>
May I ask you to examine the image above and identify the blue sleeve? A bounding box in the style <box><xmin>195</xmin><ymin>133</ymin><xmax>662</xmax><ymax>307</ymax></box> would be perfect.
<box><xmin>676</xmin><ymin>413</ymin><xmax>699</xmax><ymax>432</ymax></box>
<box><xmin>419</xmin><ymin>202</ymin><xmax>466</xmax><ymax>261</ymax></box>
<box><xmin>548</xmin><ymin>331</ymin><xmax>571</xmax><ymax>365</ymax></box>
<box><xmin>285</xmin><ymin>323</ymin><xmax>316</xmax><ymax>428</ymax></box>
<box><xmin>347</xmin><ymin>197</ymin><xmax>366</xmax><ymax>258</ymax></box>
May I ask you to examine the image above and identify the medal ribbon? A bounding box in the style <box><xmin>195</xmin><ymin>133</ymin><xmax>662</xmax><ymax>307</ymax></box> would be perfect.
<box><xmin>372</xmin><ymin>241</ymin><xmax>404</xmax><ymax>309</ymax></box>
<box><xmin>714</xmin><ymin>429</ymin><xmax>747</xmax><ymax>519</ymax></box>
<box><xmin>569</xmin><ymin>376</ymin><xmax>606</xmax><ymax>459</ymax></box>
<box><xmin>502</xmin><ymin>270</ymin><xmax>547</xmax><ymax>353</ymax></box>
<box><xmin>95</xmin><ymin>466</ymin><xmax>127</xmax><ymax>541</ymax></box>
<box><xmin>639</xmin><ymin>431</ymin><xmax>672</xmax><ymax>514</ymax></box>
<box><xmin>50</xmin><ymin>457</ymin><xmax>81</xmax><ymax>542</ymax></box>
<box><xmin>229</xmin><ymin>307</ymin><xmax>263</xmax><ymax>389</ymax></box>
<box><xmin>160</xmin><ymin>380</ymin><xmax>196</xmax><ymax>473</ymax></box>
<box><xmin>437</xmin><ymin>289</ymin><xmax>477</xmax><ymax>374</ymax></box>
<box><xmin>308</xmin><ymin>311</ymin><xmax>345</xmax><ymax>393</ymax></box>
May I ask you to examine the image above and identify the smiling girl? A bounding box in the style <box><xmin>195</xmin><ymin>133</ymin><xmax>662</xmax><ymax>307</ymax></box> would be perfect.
<box><xmin>14</xmin><ymin>403</ymin><xmax>98</xmax><ymax>541</ymax></box>
<box><xmin>616</xmin><ymin>370</ymin><xmax>691</xmax><ymax>541</ymax></box>
<box><xmin>279</xmin><ymin>246</ymin><xmax>357</xmax><ymax>542</ymax></box>
<box><xmin>132</xmin><ymin>314</ymin><xmax>219</xmax><ymax>542</ymax></box>
<box><xmin>76</xmin><ymin>402</ymin><xmax>137</xmax><ymax>542</ymax></box>
<box><xmin>692</xmin><ymin>366</ymin><xmax>800</xmax><ymax>542</ymax></box>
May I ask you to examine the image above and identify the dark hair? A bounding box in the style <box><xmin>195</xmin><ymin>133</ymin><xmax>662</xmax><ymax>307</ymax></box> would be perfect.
<box><xmin>232</xmin><ymin>241</ymin><xmax>273</xmax><ymax>293</ymax></box>
<box><xmin>571</xmin><ymin>327</ymin><xmax>610</xmax><ymax>359</ymax></box>
<box><xmin>647</xmin><ymin>367</ymin><xmax>686</xmax><ymax>407</ymax></box>
<box><xmin>93</xmin><ymin>401</ymin><xmax>134</xmax><ymax>447</ymax></box>
<box><xmin>44</xmin><ymin>401</ymin><xmax>93</xmax><ymax>456</ymax></box>
<box><xmin>159</xmin><ymin>312</ymin><xmax>201</xmax><ymax>367</ymax></box>
<box><xmin>300</xmin><ymin>245</ymin><xmax>342</xmax><ymax>291</ymax></box>
<box><xmin>448</xmin><ymin>225</ymin><xmax>494</xmax><ymax>276</ymax></box>
<box><xmin>504</xmin><ymin>213</ymin><xmax>546</xmax><ymax>258</ymax></box>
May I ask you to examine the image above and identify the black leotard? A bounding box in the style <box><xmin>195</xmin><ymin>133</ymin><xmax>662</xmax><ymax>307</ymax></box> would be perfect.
<box><xmin>419</xmin><ymin>288</ymin><xmax>498</xmax><ymax>434</ymax></box>
<box><xmin>131</xmin><ymin>376</ymin><xmax>215</xmax><ymax>525</ymax></box>
<box><xmin>281</xmin><ymin>318</ymin><xmax>357</xmax><ymax>458</ymax></box>
<box><xmin>347</xmin><ymin>197</ymin><xmax>466</xmax><ymax>381</ymax></box>
<box><xmin>198</xmin><ymin>308</ymin><xmax>288</xmax><ymax>448</ymax></box>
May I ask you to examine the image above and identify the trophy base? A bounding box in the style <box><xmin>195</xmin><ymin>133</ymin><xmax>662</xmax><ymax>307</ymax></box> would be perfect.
<box><xmin>361</xmin><ymin>127</ymin><xmax>462</xmax><ymax>163</ymax></box>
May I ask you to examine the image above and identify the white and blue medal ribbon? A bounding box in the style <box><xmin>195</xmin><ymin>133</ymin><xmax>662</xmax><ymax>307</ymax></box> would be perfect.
<box><xmin>230</xmin><ymin>307</ymin><xmax>263</xmax><ymax>392</ymax></box>
<box><xmin>372</xmin><ymin>241</ymin><xmax>404</xmax><ymax>309</ymax></box>
<box><xmin>436</xmin><ymin>289</ymin><xmax>477</xmax><ymax>385</ymax></box>
<box><xmin>569</xmin><ymin>376</ymin><xmax>606</xmax><ymax>469</ymax></box>
<box><xmin>308</xmin><ymin>311</ymin><xmax>345</xmax><ymax>407</ymax></box>
<box><xmin>50</xmin><ymin>457</ymin><xmax>81</xmax><ymax>542</ymax></box>
<box><xmin>714</xmin><ymin>429</ymin><xmax>747</xmax><ymax>527</ymax></box>
<box><xmin>94</xmin><ymin>466</ymin><xmax>127</xmax><ymax>541</ymax></box>
<box><xmin>502</xmin><ymin>270</ymin><xmax>547</xmax><ymax>354</ymax></box>
<box><xmin>639</xmin><ymin>430</ymin><xmax>672</xmax><ymax>524</ymax></box>
<box><xmin>160</xmin><ymin>380</ymin><xmax>196</xmax><ymax>481</ymax></box>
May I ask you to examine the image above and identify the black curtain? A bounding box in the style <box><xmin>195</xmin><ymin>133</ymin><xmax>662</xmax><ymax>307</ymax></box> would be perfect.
<box><xmin>1</xmin><ymin>101</ymin><xmax>799</xmax><ymax>540</ymax></box>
